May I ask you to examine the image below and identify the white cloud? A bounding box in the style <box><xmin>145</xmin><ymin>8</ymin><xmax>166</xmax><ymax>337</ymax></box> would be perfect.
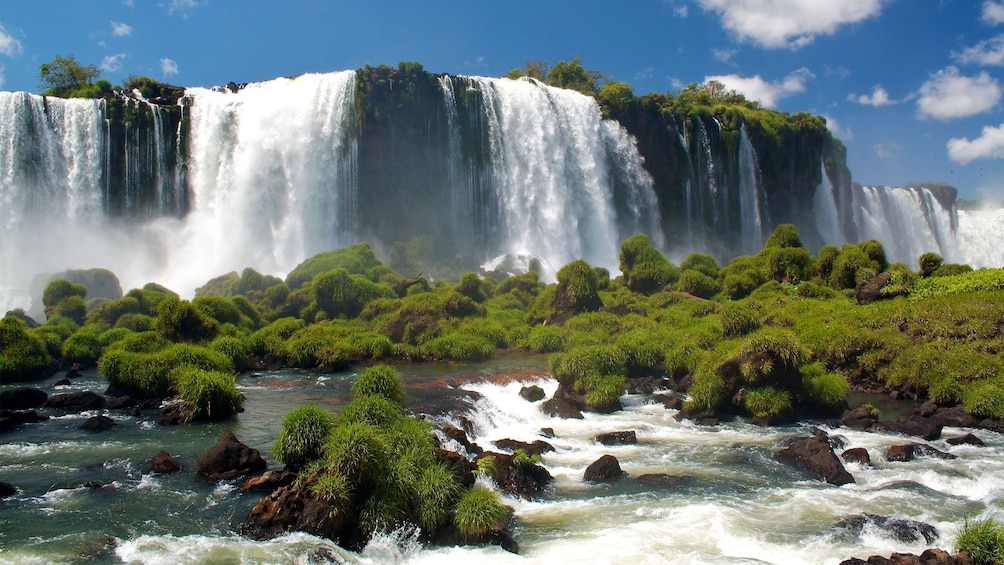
<box><xmin>111</xmin><ymin>21</ymin><xmax>133</xmax><ymax>37</ymax></box>
<box><xmin>160</xmin><ymin>57</ymin><xmax>179</xmax><ymax>77</ymax></box>
<box><xmin>101</xmin><ymin>53</ymin><xmax>127</xmax><ymax>73</ymax></box>
<box><xmin>123</xmin><ymin>0</ymin><xmax>134</xmax><ymax>6</ymax></box>
<box><xmin>848</xmin><ymin>85</ymin><xmax>895</xmax><ymax>106</ymax></box>
<box><xmin>824</xmin><ymin>65</ymin><xmax>852</xmax><ymax>79</ymax></box>
<box><xmin>823</xmin><ymin>114</ymin><xmax>852</xmax><ymax>140</ymax></box>
<box><xmin>0</xmin><ymin>23</ymin><xmax>23</xmax><ymax>57</ymax></box>
<box><xmin>704</xmin><ymin>67</ymin><xmax>814</xmax><ymax>108</ymax></box>
<box><xmin>168</xmin><ymin>0</ymin><xmax>200</xmax><ymax>14</ymax></box>
<box><xmin>0</xmin><ymin>64</ymin><xmax>5</xmax><ymax>89</ymax></box>
<box><xmin>948</xmin><ymin>123</ymin><xmax>1004</xmax><ymax>164</ymax></box>
<box><xmin>674</xmin><ymin>5</ymin><xmax>688</xmax><ymax>18</ymax></box>
<box><xmin>984</xmin><ymin>1</ymin><xmax>1004</xmax><ymax>25</ymax></box>
<box><xmin>694</xmin><ymin>0</ymin><xmax>885</xmax><ymax>49</ymax></box>
<box><xmin>916</xmin><ymin>66</ymin><xmax>1002</xmax><ymax>120</ymax></box>
<box><xmin>953</xmin><ymin>34</ymin><xmax>1004</xmax><ymax>66</ymax></box>
<box><xmin>712</xmin><ymin>47</ymin><xmax>738</xmax><ymax>63</ymax></box>
<box><xmin>875</xmin><ymin>142</ymin><xmax>899</xmax><ymax>160</ymax></box>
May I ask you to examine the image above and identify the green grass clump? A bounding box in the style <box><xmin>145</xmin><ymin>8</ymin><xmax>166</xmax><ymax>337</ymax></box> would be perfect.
<box><xmin>351</xmin><ymin>365</ymin><xmax>406</xmax><ymax>406</ymax></box>
<box><xmin>955</xmin><ymin>517</ymin><xmax>1004</xmax><ymax>565</ymax></box>
<box><xmin>421</xmin><ymin>332</ymin><xmax>494</xmax><ymax>361</ymax></box>
<box><xmin>742</xmin><ymin>386</ymin><xmax>792</xmax><ymax>418</ymax></box>
<box><xmin>171</xmin><ymin>366</ymin><xmax>243</xmax><ymax>420</ymax></box>
<box><xmin>582</xmin><ymin>373</ymin><xmax>626</xmax><ymax>412</ymax></box>
<box><xmin>414</xmin><ymin>463</ymin><xmax>462</xmax><ymax>533</ymax></box>
<box><xmin>911</xmin><ymin>268</ymin><xmax>1004</xmax><ymax>300</ymax></box>
<box><xmin>803</xmin><ymin>371</ymin><xmax>851</xmax><ymax>410</ymax></box>
<box><xmin>962</xmin><ymin>381</ymin><xmax>1004</xmax><ymax>420</ymax></box>
<box><xmin>0</xmin><ymin>316</ymin><xmax>52</xmax><ymax>383</ymax></box>
<box><xmin>273</xmin><ymin>404</ymin><xmax>335</xmax><ymax>472</ymax></box>
<box><xmin>454</xmin><ymin>487</ymin><xmax>513</xmax><ymax>540</ymax></box>
<box><xmin>685</xmin><ymin>370</ymin><xmax>725</xmax><ymax>411</ymax></box>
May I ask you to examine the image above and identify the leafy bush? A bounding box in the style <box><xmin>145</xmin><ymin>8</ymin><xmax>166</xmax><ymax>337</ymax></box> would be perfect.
<box><xmin>962</xmin><ymin>381</ymin><xmax>1004</xmax><ymax>420</ymax></box>
<box><xmin>676</xmin><ymin>269</ymin><xmax>720</xmax><ymax>298</ymax></box>
<box><xmin>421</xmin><ymin>332</ymin><xmax>494</xmax><ymax>361</ymax></box>
<box><xmin>285</xmin><ymin>243</ymin><xmax>386</xmax><ymax>290</ymax></box>
<box><xmin>155</xmin><ymin>297</ymin><xmax>217</xmax><ymax>343</ymax></box>
<box><xmin>553</xmin><ymin>259</ymin><xmax>602</xmax><ymax>314</ymax></box>
<box><xmin>721</xmin><ymin>303</ymin><xmax>761</xmax><ymax>337</ymax></box>
<box><xmin>172</xmin><ymin>366</ymin><xmax>243</xmax><ymax>420</ymax></box>
<box><xmin>763</xmin><ymin>224</ymin><xmax>803</xmax><ymax>248</ymax></box>
<box><xmin>454</xmin><ymin>487</ymin><xmax>512</xmax><ymax>540</ymax></box>
<box><xmin>61</xmin><ymin>324</ymin><xmax>103</xmax><ymax>365</ymax></box>
<box><xmin>273</xmin><ymin>404</ymin><xmax>335</xmax><ymax>471</ymax></box>
<box><xmin>619</xmin><ymin>234</ymin><xmax>679</xmax><ymax>294</ymax></box>
<box><xmin>910</xmin><ymin>268</ymin><xmax>1004</xmax><ymax>300</ymax></box>
<box><xmin>527</xmin><ymin>325</ymin><xmax>566</xmax><ymax>353</ymax></box>
<box><xmin>685</xmin><ymin>370</ymin><xmax>725</xmax><ymax>411</ymax></box>
<box><xmin>209</xmin><ymin>335</ymin><xmax>251</xmax><ymax>372</ymax></box>
<box><xmin>918</xmin><ymin>252</ymin><xmax>943</xmax><ymax>277</ymax></box>
<box><xmin>803</xmin><ymin>372</ymin><xmax>850</xmax><ymax>410</ymax></box>
<box><xmin>549</xmin><ymin>344</ymin><xmax>627</xmax><ymax>387</ymax></box>
<box><xmin>414</xmin><ymin>463</ymin><xmax>462</xmax><ymax>533</ymax></box>
<box><xmin>679</xmin><ymin>253</ymin><xmax>720</xmax><ymax>278</ymax></box>
<box><xmin>0</xmin><ymin>316</ymin><xmax>52</xmax><ymax>383</ymax></box>
<box><xmin>583</xmin><ymin>373</ymin><xmax>626</xmax><ymax>412</ymax></box>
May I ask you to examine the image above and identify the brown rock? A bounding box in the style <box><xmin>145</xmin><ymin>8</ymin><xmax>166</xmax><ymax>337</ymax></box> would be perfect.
<box><xmin>80</xmin><ymin>415</ymin><xmax>116</xmax><ymax>432</ymax></box>
<box><xmin>774</xmin><ymin>434</ymin><xmax>854</xmax><ymax>486</ymax></box>
<box><xmin>841</xmin><ymin>447</ymin><xmax>872</xmax><ymax>466</ymax></box>
<box><xmin>241</xmin><ymin>474</ymin><xmax>347</xmax><ymax>542</ymax></box>
<box><xmin>45</xmin><ymin>391</ymin><xmax>106</xmax><ymax>413</ymax></box>
<box><xmin>0</xmin><ymin>388</ymin><xmax>47</xmax><ymax>409</ymax></box>
<box><xmin>886</xmin><ymin>443</ymin><xmax>956</xmax><ymax>462</ymax></box>
<box><xmin>519</xmin><ymin>385</ymin><xmax>546</xmax><ymax>402</ymax></box>
<box><xmin>493</xmin><ymin>438</ymin><xmax>554</xmax><ymax>456</ymax></box>
<box><xmin>593</xmin><ymin>430</ymin><xmax>638</xmax><ymax>445</ymax></box>
<box><xmin>541</xmin><ymin>397</ymin><xmax>584</xmax><ymax>419</ymax></box>
<box><xmin>145</xmin><ymin>450</ymin><xmax>182</xmax><ymax>474</ymax></box>
<box><xmin>237</xmin><ymin>470</ymin><xmax>297</xmax><ymax>492</ymax></box>
<box><xmin>196</xmin><ymin>431</ymin><xmax>267</xmax><ymax>481</ymax></box>
<box><xmin>946</xmin><ymin>433</ymin><xmax>984</xmax><ymax>447</ymax></box>
<box><xmin>584</xmin><ymin>454</ymin><xmax>625</xmax><ymax>483</ymax></box>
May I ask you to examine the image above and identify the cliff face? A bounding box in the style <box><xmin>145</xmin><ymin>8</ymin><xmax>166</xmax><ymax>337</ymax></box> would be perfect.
<box><xmin>0</xmin><ymin>67</ymin><xmax>956</xmax><ymax>308</ymax></box>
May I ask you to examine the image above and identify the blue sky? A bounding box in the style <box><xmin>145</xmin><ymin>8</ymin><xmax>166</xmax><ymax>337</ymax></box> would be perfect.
<box><xmin>1</xmin><ymin>0</ymin><xmax>1004</xmax><ymax>200</ymax></box>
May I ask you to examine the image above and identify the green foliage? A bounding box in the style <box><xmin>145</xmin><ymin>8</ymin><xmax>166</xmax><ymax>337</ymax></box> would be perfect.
<box><xmin>527</xmin><ymin>325</ymin><xmax>566</xmax><ymax>353</ymax></box>
<box><xmin>351</xmin><ymin>365</ymin><xmax>406</xmax><ymax>406</ymax></box>
<box><xmin>720</xmin><ymin>255</ymin><xmax>769</xmax><ymax>300</ymax></box>
<box><xmin>918</xmin><ymin>252</ymin><xmax>943</xmax><ymax>277</ymax></box>
<box><xmin>910</xmin><ymin>268</ymin><xmax>1004</xmax><ymax>300</ymax></box>
<box><xmin>816</xmin><ymin>245</ymin><xmax>840</xmax><ymax>282</ymax></box>
<box><xmin>764</xmin><ymin>224</ymin><xmax>803</xmax><ymax>249</ymax></box>
<box><xmin>962</xmin><ymin>381</ymin><xmax>1004</xmax><ymax>420</ymax></box>
<box><xmin>829</xmin><ymin>244</ymin><xmax>876</xmax><ymax>290</ymax></box>
<box><xmin>98</xmin><ymin>343</ymin><xmax>232</xmax><ymax>398</ymax></box>
<box><xmin>39</xmin><ymin>55</ymin><xmax>102</xmax><ymax>98</ymax></box>
<box><xmin>619</xmin><ymin>234</ymin><xmax>679</xmax><ymax>294</ymax></box>
<box><xmin>597</xmin><ymin>80</ymin><xmax>634</xmax><ymax>116</ymax></box>
<box><xmin>421</xmin><ymin>332</ymin><xmax>494</xmax><ymax>361</ymax></box>
<box><xmin>454</xmin><ymin>487</ymin><xmax>512</xmax><ymax>540</ymax></box>
<box><xmin>676</xmin><ymin>269</ymin><xmax>720</xmax><ymax>298</ymax></box>
<box><xmin>285</xmin><ymin>243</ymin><xmax>385</xmax><ymax>290</ymax></box>
<box><xmin>583</xmin><ymin>373</ymin><xmax>626</xmax><ymax>411</ymax></box>
<box><xmin>721</xmin><ymin>302</ymin><xmax>761</xmax><ymax>337</ymax></box>
<box><xmin>43</xmin><ymin>278</ymin><xmax>88</xmax><ymax>322</ymax></box>
<box><xmin>758</xmin><ymin>246</ymin><xmax>813</xmax><ymax>284</ymax></box>
<box><xmin>61</xmin><ymin>324</ymin><xmax>103</xmax><ymax>365</ymax></box>
<box><xmin>549</xmin><ymin>344</ymin><xmax>627</xmax><ymax>387</ymax></box>
<box><xmin>685</xmin><ymin>370</ymin><xmax>725</xmax><ymax>411</ymax></box>
<box><xmin>458</xmin><ymin>272</ymin><xmax>486</xmax><ymax>302</ymax></box>
<box><xmin>171</xmin><ymin>367</ymin><xmax>243</xmax><ymax>420</ymax></box>
<box><xmin>554</xmin><ymin>259</ymin><xmax>601</xmax><ymax>314</ymax></box>
<box><xmin>679</xmin><ymin>253</ymin><xmax>720</xmax><ymax>278</ymax></box>
<box><xmin>414</xmin><ymin>464</ymin><xmax>462</xmax><ymax>533</ymax></box>
<box><xmin>954</xmin><ymin>517</ymin><xmax>1004</xmax><ymax>565</ymax></box>
<box><xmin>273</xmin><ymin>404</ymin><xmax>335</xmax><ymax>471</ymax></box>
<box><xmin>803</xmin><ymin>371</ymin><xmax>851</xmax><ymax>409</ymax></box>
<box><xmin>339</xmin><ymin>394</ymin><xmax>405</xmax><ymax>428</ymax></box>
<box><xmin>742</xmin><ymin>386</ymin><xmax>792</xmax><ymax>418</ymax></box>
<box><xmin>193</xmin><ymin>295</ymin><xmax>252</xmax><ymax>329</ymax></box>
<box><xmin>546</xmin><ymin>57</ymin><xmax>603</xmax><ymax>95</ymax></box>
<box><xmin>248</xmin><ymin>317</ymin><xmax>306</xmax><ymax>358</ymax></box>
<box><xmin>209</xmin><ymin>335</ymin><xmax>251</xmax><ymax>372</ymax></box>
<box><xmin>0</xmin><ymin>316</ymin><xmax>52</xmax><ymax>383</ymax></box>
<box><xmin>155</xmin><ymin>297</ymin><xmax>217</xmax><ymax>343</ymax></box>
<box><xmin>932</xmin><ymin>263</ymin><xmax>974</xmax><ymax>277</ymax></box>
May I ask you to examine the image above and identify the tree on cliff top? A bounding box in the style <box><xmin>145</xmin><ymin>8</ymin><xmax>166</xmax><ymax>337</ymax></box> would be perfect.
<box><xmin>38</xmin><ymin>55</ymin><xmax>109</xmax><ymax>98</ymax></box>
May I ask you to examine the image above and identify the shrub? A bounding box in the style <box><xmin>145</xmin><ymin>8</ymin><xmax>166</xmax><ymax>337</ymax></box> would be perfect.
<box><xmin>918</xmin><ymin>252</ymin><xmax>943</xmax><ymax>277</ymax></box>
<box><xmin>0</xmin><ymin>316</ymin><xmax>52</xmax><ymax>383</ymax></box>
<box><xmin>954</xmin><ymin>517</ymin><xmax>1004</xmax><ymax>565</ymax></box>
<box><xmin>285</xmin><ymin>242</ymin><xmax>385</xmax><ymax>290</ymax></box>
<box><xmin>61</xmin><ymin>324</ymin><xmax>103</xmax><ymax>365</ymax></box>
<box><xmin>42</xmin><ymin>278</ymin><xmax>87</xmax><ymax>318</ymax></box>
<box><xmin>685</xmin><ymin>371</ymin><xmax>725</xmax><ymax>411</ymax></box>
<box><xmin>553</xmin><ymin>259</ymin><xmax>602</xmax><ymax>314</ymax></box>
<box><xmin>619</xmin><ymin>234</ymin><xmax>679</xmax><ymax>294</ymax></box>
<box><xmin>248</xmin><ymin>317</ymin><xmax>306</xmax><ymax>357</ymax></box>
<box><xmin>273</xmin><ymin>404</ymin><xmax>335</xmax><ymax>471</ymax></box>
<box><xmin>676</xmin><ymin>269</ymin><xmax>720</xmax><ymax>299</ymax></box>
<box><xmin>339</xmin><ymin>395</ymin><xmax>405</xmax><ymax>428</ymax></box>
<box><xmin>803</xmin><ymin>372</ymin><xmax>850</xmax><ymax>410</ymax></box>
<box><xmin>421</xmin><ymin>332</ymin><xmax>494</xmax><ymax>361</ymax></box>
<box><xmin>155</xmin><ymin>297</ymin><xmax>217</xmax><ymax>343</ymax></box>
<box><xmin>414</xmin><ymin>463</ymin><xmax>462</xmax><ymax>533</ymax></box>
<box><xmin>209</xmin><ymin>335</ymin><xmax>251</xmax><ymax>372</ymax></box>
<box><xmin>929</xmin><ymin>377</ymin><xmax>963</xmax><ymax>405</ymax></box>
<box><xmin>313</xmin><ymin>268</ymin><xmax>361</xmax><ymax>319</ymax></box>
<box><xmin>721</xmin><ymin>303</ymin><xmax>761</xmax><ymax>337</ymax></box>
<box><xmin>679</xmin><ymin>253</ymin><xmax>720</xmax><ymax>278</ymax></box>
<box><xmin>743</xmin><ymin>386</ymin><xmax>792</xmax><ymax>418</ymax></box>
<box><xmin>172</xmin><ymin>367</ymin><xmax>243</xmax><ymax>420</ymax></box>
<box><xmin>734</xmin><ymin>328</ymin><xmax>810</xmax><ymax>369</ymax></box>
<box><xmin>962</xmin><ymin>381</ymin><xmax>1004</xmax><ymax>420</ymax></box>
<box><xmin>816</xmin><ymin>245</ymin><xmax>840</xmax><ymax>282</ymax></box>
<box><xmin>351</xmin><ymin>365</ymin><xmax>406</xmax><ymax>405</ymax></box>
<box><xmin>583</xmin><ymin>373</ymin><xmax>626</xmax><ymax>412</ymax></box>
<box><xmin>549</xmin><ymin>345</ymin><xmax>627</xmax><ymax>387</ymax></box>
<box><xmin>763</xmin><ymin>224</ymin><xmax>803</xmax><ymax>249</ymax></box>
<box><xmin>527</xmin><ymin>325</ymin><xmax>566</xmax><ymax>353</ymax></box>
<box><xmin>721</xmin><ymin>255</ymin><xmax>768</xmax><ymax>300</ymax></box>
<box><xmin>453</xmin><ymin>487</ymin><xmax>512</xmax><ymax>540</ymax></box>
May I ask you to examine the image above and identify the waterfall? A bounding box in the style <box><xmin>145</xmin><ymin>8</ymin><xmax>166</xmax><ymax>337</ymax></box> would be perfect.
<box><xmin>812</xmin><ymin>160</ymin><xmax>843</xmax><ymax>246</ymax></box>
<box><xmin>737</xmin><ymin>125</ymin><xmax>764</xmax><ymax>254</ymax></box>
<box><xmin>851</xmin><ymin>185</ymin><xmax>959</xmax><ymax>265</ymax></box>
<box><xmin>462</xmin><ymin>76</ymin><xmax>664</xmax><ymax>279</ymax></box>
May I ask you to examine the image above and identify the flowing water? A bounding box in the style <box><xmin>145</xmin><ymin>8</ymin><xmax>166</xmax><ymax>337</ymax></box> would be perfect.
<box><xmin>3</xmin><ymin>362</ymin><xmax>1002</xmax><ymax>564</ymax></box>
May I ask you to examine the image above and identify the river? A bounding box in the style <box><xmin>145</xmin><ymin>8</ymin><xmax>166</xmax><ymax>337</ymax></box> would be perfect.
<box><xmin>1</xmin><ymin>359</ymin><xmax>1001</xmax><ymax>564</ymax></box>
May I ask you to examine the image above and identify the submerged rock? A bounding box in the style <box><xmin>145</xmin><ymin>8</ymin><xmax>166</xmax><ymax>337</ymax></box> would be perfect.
<box><xmin>836</xmin><ymin>513</ymin><xmax>939</xmax><ymax>544</ymax></box>
<box><xmin>946</xmin><ymin>433</ymin><xmax>984</xmax><ymax>447</ymax></box>
<box><xmin>0</xmin><ymin>480</ymin><xmax>17</xmax><ymax>498</ymax></box>
<box><xmin>519</xmin><ymin>385</ymin><xmax>545</xmax><ymax>402</ymax></box>
<box><xmin>839</xmin><ymin>548</ymin><xmax>974</xmax><ymax>564</ymax></box>
<box><xmin>774</xmin><ymin>433</ymin><xmax>854</xmax><ymax>486</ymax></box>
<box><xmin>635</xmin><ymin>474</ymin><xmax>691</xmax><ymax>489</ymax></box>
<box><xmin>493</xmin><ymin>438</ymin><xmax>554</xmax><ymax>456</ymax></box>
<box><xmin>885</xmin><ymin>443</ymin><xmax>956</xmax><ymax>462</ymax></box>
<box><xmin>0</xmin><ymin>409</ymin><xmax>48</xmax><ymax>432</ymax></box>
<box><xmin>196</xmin><ymin>431</ymin><xmax>267</xmax><ymax>481</ymax></box>
<box><xmin>593</xmin><ymin>430</ymin><xmax>638</xmax><ymax>445</ymax></box>
<box><xmin>0</xmin><ymin>388</ymin><xmax>47</xmax><ymax>410</ymax></box>
<box><xmin>81</xmin><ymin>415</ymin><xmax>116</xmax><ymax>432</ymax></box>
<box><xmin>238</xmin><ymin>469</ymin><xmax>297</xmax><ymax>492</ymax></box>
<box><xmin>45</xmin><ymin>391</ymin><xmax>106</xmax><ymax>413</ymax></box>
<box><xmin>841</xmin><ymin>447</ymin><xmax>872</xmax><ymax>466</ymax></box>
<box><xmin>144</xmin><ymin>450</ymin><xmax>182</xmax><ymax>475</ymax></box>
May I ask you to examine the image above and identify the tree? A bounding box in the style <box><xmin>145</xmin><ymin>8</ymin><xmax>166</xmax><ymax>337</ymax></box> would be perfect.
<box><xmin>38</xmin><ymin>55</ymin><xmax>103</xmax><ymax>98</ymax></box>
<box><xmin>547</xmin><ymin>57</ymin><xmax>603</xmax><ymax>95</ymax></box>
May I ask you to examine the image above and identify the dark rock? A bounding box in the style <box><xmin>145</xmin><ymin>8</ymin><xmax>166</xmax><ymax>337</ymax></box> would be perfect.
<box><xmin>238</xmin><ymin>470</ymin><xmax>297</xmax><ymax>492</ymax></box>
<box><xmin>837</xmin><ymin>513</ymin><xmax>939</xmax><ymax>544</ymax></box>
<box><xmin>159</xmin><ymin>401</ymin><xmax>194</xmax><ymax>425</ymax></box>
<box><xmin>625</xmin><ymin>375</ymin><xmax>671</xmax><ymax>395</ymax></box>
<box><xmin>196</xmin><ymin>431</ymin><xmax>267</xmax><ymax>481</ymax></box>
<box><xmin>886</xmin><ymin>443</ymin><xmax>956</xmax><ymax>462</ymax></box>
<box><xmin>584</xmin><ymin>454</ymin><xmax>625</xmax><ymax>483</ymax></box>
<box><xmin>856</xmin><ymin>271</ymin><xmax>893</xmax><ymax>305</ymax></box>
<box><xmin>946</xmin><ymin>433</ymin><xmax>984</xmax><ymax>447</ymax></box>
<box><xmin>519</xmin><ymin>385</ymin><xmax>545</xmax><ymax>402</ymax></box>
<box><xmin>144</xmin><ymin>450</ymin><xmax>182</xmax><ymax>475</ymax></box>
<box><xmin>774</xmin><ymin>434</ymin><xmax>854</xmax><ymax>486</ymax></box>
<box><xmin>654</xmin><ymin>392</ymin><xmax>684</xmax><ymax>410</ymax></box>
<box><xmin>81</xmin><ymin>415</ymin><xmax>116</xmax><ymax>432</ymax></box>
<box><xmin>0</xmin><ymin>409</ymin><xmax>48</xmax><ymax>432</ymax></box>
<box><xmin>636</xmin><ymin>474</ymin><xmax>691</xmax><ymax>489</ymax></box>
<box><xmin>541</xmin><ymin>397</ymin><xmax>584</xmax><ymax>419</ymax></box>
<box><xmin>841</xmin><ymin>406</ymin><xmax>879</xmax><ymax>430</ymax></box>
<box><xmin>676</xmin><ymin>373</ymin><xmax>695</xmax><ymax>393</ymax></box>
<box><xmin>841</xmin><ymin>447</ymin><xmax>872</xmax><ymax>466</ymax></box>
<box><xmin>0</xmin><ymin>480</ymin><xmax>17</xmax><ymax>498</ymax></box>
<box><xmin>436</xmin><ymin>448</ymin><xmax>477</xmax><ymax>488</ymax></box>
<box><xmin>64</xmin><ymin>369</ymin><xmax>82</xmax><ymax>379</ymax></box>
<box><xmin>593</xmin><ymin>430</ymin><xmax>638</xmax><ymax>445</ymax></box>
<box><xmin>0</xmin><ymin>388</ymin><xmax>47</xmax><ymax>409</ymax></box>
<box><xmin>80</xmin><ymin>480</ymin><xmax>107</xmax><ymax>489</ymax></box>
<box><xmin>493</xmin><ymin>438</ymin><xmax>554</xmax><ymax>456</ymax></box>
<box><xmin>539</xmin><ymin>427</ymin><xmax>555</xmax><ymax>438</ymax></box>
<box><xmin>105</xmin><ymin>396</ymin><xmax>138</xmax><ymax>411</ymax></box>
<box><xmin>675</xmin><ymin>406</ymin><xmax>719</xmax><ymax>425</ymax></box>
<box><xmin>45</xmin><ymin>391</ymin><xmax>106</xmax><ymax>413</ymax></box>
<box><xmin>439</xmin><ymin>424</ymin><xmax>481</xmax><ymax>455</ymax></box>
<box><xmin>241</xmin><ymin>474</ymin><xmax>348</xmax><ymax>542</ymax></box>
<box><xmin>487</xmin><ymin>529</ymin><xmax>519</xmax><ymax>554</ymax></box>
<box><xmin>875</xmin><ymin>412</ymin><xmax>944</xmax><ymax>441</ymax></box>
<box><xmin>932</xmin><ymin>405</ymin><xmax>979</xmax><ymax>429</ymax></box>
<box><xmin>53</xmin><ymin>378</ymin><xmax>72</xmax><ymax>387</ymax></box>
<box><xmin>839</xmin><ymin>548</ymin><xmax>974</xmax><ymax>565</ymax></box>
<box><xmin>478</xmin><ymin>451</ymin><xmax>553</xmax><ymax>499</ymax></box>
